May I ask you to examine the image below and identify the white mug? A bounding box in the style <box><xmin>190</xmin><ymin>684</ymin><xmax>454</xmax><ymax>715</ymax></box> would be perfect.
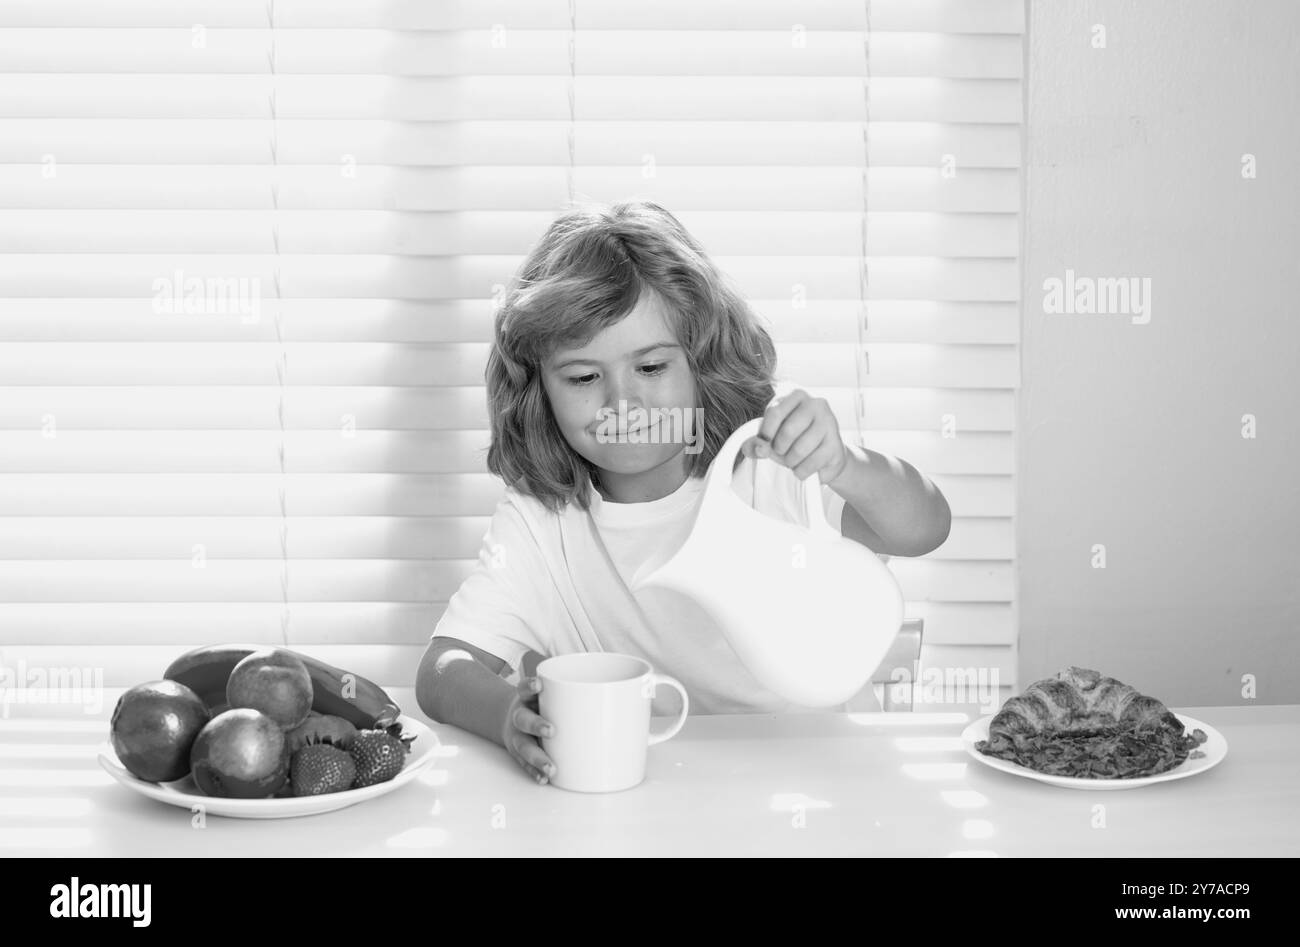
<box><xmin>536</xmin><ymin>653</ymin><xmax>690</xmax><ymax>793</ymax></box>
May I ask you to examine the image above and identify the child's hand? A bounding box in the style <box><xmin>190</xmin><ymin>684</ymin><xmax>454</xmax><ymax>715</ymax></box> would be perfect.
<box><xmin>500</xmin><ymin>673</ymin><xmax>558</xmax><ymax>786</ymax></box>
<box><xmin>740</xmin><ymin>388</ymin><xmax>850</xmax><ymax>485</ymax></box>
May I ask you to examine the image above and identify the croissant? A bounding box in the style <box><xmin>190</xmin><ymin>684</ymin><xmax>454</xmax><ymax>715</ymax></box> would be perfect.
<box><xmin>982</xmin><ymin>666</ymin><xmax>1182</xmax><ymax>755</ymax></box>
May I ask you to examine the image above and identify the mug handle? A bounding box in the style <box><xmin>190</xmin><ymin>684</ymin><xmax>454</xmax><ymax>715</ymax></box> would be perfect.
<box><xmin>646</xmin><ymin>673</ymin><xmax>690</xmax><ymax>746</ymax></box>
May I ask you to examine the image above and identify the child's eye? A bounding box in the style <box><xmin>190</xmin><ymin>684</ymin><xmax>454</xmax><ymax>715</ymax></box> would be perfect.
<box><xmin>564</xmin><ymin>366</ymin><xmax>665</xmax><ymax>387</ymax></box>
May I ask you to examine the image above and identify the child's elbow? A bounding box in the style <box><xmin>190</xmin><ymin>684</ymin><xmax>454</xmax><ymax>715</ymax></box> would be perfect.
<box><xmin>415</xmin><ymin>639</ymin><xmax>453</xmax><ymax>723</ymax></box>
<box><xmin>927</xmin><ymin>503</ymin><xmax>953</xmax><ymax>553</ymax></box>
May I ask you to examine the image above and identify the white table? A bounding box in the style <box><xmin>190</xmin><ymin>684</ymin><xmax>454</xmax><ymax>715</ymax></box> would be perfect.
<box><xmin>2</xmin><ymin>689</ymin><xmax>1296</xmax><ymax>857</ymax></box>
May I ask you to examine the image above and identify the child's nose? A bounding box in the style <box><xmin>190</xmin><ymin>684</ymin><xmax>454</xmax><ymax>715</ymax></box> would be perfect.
<box><xmin>605</xmin><ymin>375</ymin><xmax>648</xmax><ymax>411</ymax></box>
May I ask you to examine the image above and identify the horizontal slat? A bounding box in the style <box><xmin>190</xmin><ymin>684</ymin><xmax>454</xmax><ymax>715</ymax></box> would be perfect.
<box><xmin>913</xmin><ymin>686</ymin><xmax>1014</xmax><ymax>713</ymax></box>
<box><xmin>0</xmin><ymin>431</ymin><xmax>492</xmax><ymax>473</ymax></box>
<box><xmin>642</xmin><ymin>386</ymin><xmax>1012</xmax><ymax>436</ymax></box>
<box><xmin>0</xmin><ymin>210</ymin><xmax>1019</xmax><ymax>257</ymax></box>
<box><xmin>0</xmin><ymin>343</ymin><xmax>1015</xmax><ymax>389</ymax></box>
<box><xmin>0</xmin><ymin>256</ymin><xmax>1020</xmax><ymax>301</ymax></box>
<box><xmin>900</xmin><ymin>603</ymin><xmax>1013</xmax><ymax>646</ymax></box>
<box><xmin>0</xmin><ymin>473</ymin><xmax>1013</xmax><ymax>518</ymax></box>
<box><xmin>0</xmin><ymin>31</ymin><xmax>1022</xmax><ymax>79</ymax></box>
<box><xmin>0</xmin><ymin>167</ymin><xmax>1021</xmax><ymax>213</ymax></box>
<box><xmin>0</xmin><ymin>76</ymin><xmax>1022</xmax><ymax>123</ymax></box>
<box><xmin>0</xmin><ymin>343</ymin><xmax>493</xmax><ymax>386</ymax></box>
<box><xmin>0</xmin><ymin>386</ymin><xmax>1016</xmax><ymax>433</ymax></box>
<box><xmin>0</xmin><ymin>474</ymin><xmax>507</xmax><ymax>516</ymax></box>
<box><xmin>0</xmin><ymin>515</ymin><xmax>1011</xmax><ymax>561</ymax></box>
<box><xmin>0</xmin><ymin>561</ymin><xmax>478</xmax><ymax>602</ymax></box>
<box><xmin>932</xmin><ymin>475</ymin><xmax>1012</xmax><ymax>518</ymax></box>
<box><xmin>0</xmin><ymin>386</ymin><xmax>493</xmax><ymax>430</ymax></box>
<box><xmin>0</xmin><ymin>516</ymin><xmax>489</xmax><ymax>560</ymax></box>
<box><xmin>888</xmin><ymin>560</ymin><xmax>1013</xmax><ymax>601</ymax></box>
<box><xmin>926</xmin><ymin>518</ymin><xmax>1012</xmax><ymax>560</ymax></box>
<box><xmin>0</xmin><ymin>603</ymin><xmax>443</xmax><ymax>647</ymax></box>
<box><xmin>0</xmin><ymin>559</ymin><xmax>1012</xmax><ymax>602</ymax></box>
<box><xmin>0</xmin><ymin>0</ymin><xmax>1026</xmax><ymax>34</ymax></box>
<box><xmin>0</xmin><ymin>299</ymin><xmax>1020</xmax><ymax>345</ymax></box>
<box><xmin>786</xmin><ymin>344</ymin><xmax>1020</xmax><ymax>388</ymax></box>
<box><xmin>919</xmin><ymin>644</ymin><xmax>1016</xmax><ymax>688</ymax></box>
<box><xmin>0</xmin><ymin>120</ymin><xmax>1023</xmax><ymax>167</ymax></box>
<box><xmin>0</xmin><ymin>643</ymin><xmax>424</xmax><ymax>690</ymax></box>
<box><xmin>858</xmin><ymin>389</ymin><xmax>1015</xmax><ymax>431</ymax></box>
<box><xmin>858</xmin><ymin>433</ymin><xmax>1014</xmax><ymax>475</ymax></box>
<box><xmin>0</xmin><ymin>298</ymin><xmax>497</xmax><ymax>342</ymax></box>
<box><xmin>0</xmin><ymin>430</ymin><xmax>1013</xmax><ymax>474</ymax></box>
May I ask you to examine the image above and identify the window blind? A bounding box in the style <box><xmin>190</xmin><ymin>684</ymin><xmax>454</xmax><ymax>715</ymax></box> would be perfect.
<box><xmin>0</xmin><ymin>0</ymin><xmax>1022</xmax><ymax>705</ymax></box>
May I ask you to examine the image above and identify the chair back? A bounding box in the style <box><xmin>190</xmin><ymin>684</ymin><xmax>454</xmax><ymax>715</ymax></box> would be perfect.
<box><xmin>842</xmin><ymin>617</ymin><xmax>924</xmax><ymax>712</ymax></box>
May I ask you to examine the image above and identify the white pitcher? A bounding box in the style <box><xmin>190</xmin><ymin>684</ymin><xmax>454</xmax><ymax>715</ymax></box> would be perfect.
<box><xmin>631</xmin><ymin>418</ymin><xmax>905</xmax><ymax>707</ymax></box>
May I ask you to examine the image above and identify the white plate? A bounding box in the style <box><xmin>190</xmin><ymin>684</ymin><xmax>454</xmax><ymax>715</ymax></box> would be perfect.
<box><xmin>98</xmin><ymin>715</ymin><xmax>440</xmax><ymax>818</ymax></box>
<box><xmin>961</xmin><ymin>713</ymin><xmax>1227</xmax><ymax>791</ymax></box>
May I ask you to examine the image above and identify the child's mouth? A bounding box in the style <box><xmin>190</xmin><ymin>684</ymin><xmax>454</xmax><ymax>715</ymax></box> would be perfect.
<box><xmin>617</xmin><ymin>423</ymin><xmax>653</xmax><ymax>436</ymax></box>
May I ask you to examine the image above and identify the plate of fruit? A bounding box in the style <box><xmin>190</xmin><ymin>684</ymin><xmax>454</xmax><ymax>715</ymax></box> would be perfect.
<box><xmin>97</xmin><ymin>644</ymin><xmax>441</xmax><ymax>818</ymax></box>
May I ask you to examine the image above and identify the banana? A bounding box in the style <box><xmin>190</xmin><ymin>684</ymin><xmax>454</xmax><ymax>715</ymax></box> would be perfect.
<box><xmin>164</xmin><ymin>644</ymin><xmax>401</xmax><ymax>730</ymax></box>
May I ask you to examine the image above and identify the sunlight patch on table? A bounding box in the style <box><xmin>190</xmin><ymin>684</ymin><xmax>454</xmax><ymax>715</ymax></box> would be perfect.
<box><xmin>418</xmin><ymin>769</ymin><xmax>448</xmax><ymax>787</ymax></box>
<box><xmin>940</xmin><ymin>790</ymin><xmax>988</xmax><ymax>809</ymax></box>
<box><xmin>386</xmin><ymin>826</ymin><xmax>448</xmax><ymax>849</ymax></box>
<box><xmin>0</xmin><ymin>743</ymin><xmax>103</xmax><ymax>760</ymax></box>
<box><xmin>0</xmin><ymin>797</ymin><xmax>94</xmax><ymax>818</ymax></box>
<box><xmin>0</xmin><ymin>827</ymin><xmax>93</xmax><ymax>849</ymax></box>
<box><xmin>0</xmin><ymin>720</ymin><xmax>108</xmax><ymax>735</ymax></box>
<box><xmin>0</xmin><ymin>769</ymin><xmax>113</xmax><ymax>787</ymax></box>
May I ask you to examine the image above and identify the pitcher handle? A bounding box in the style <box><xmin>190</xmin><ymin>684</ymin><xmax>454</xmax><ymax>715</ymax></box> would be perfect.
<box><xmin>646</xmin><ymin>673</ymin><xmax>690</xmax><ymax>746</ymax></box>
<box><xmin>705</xmin><ymin>418</ymin><xmax>764</xmax><ymax>502</ymax></box>
<box><xmin>709</xmin><ymin>417</ymin><xmax>837</xmax><ymax>536</ymax></box>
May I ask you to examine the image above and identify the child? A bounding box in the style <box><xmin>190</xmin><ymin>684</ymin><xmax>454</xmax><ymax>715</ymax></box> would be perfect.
<box><xmin>416</xmin><ymin>200</ymin><xmax>951</xmax><ymax>785</ymax></box>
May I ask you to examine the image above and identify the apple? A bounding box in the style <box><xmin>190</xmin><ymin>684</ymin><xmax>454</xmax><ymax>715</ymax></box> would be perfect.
<box><xmin>110</xmin><ymin>680</ymin><xmax>210</xmax><ymax>782</ymax></box>
<box><xmin>190</xmin><ymin>708</ymin><xmax>289</xmax><ymax>798</ymax></box>
<box><xmin>225</xmin><ymin>648</ymin><xmax>313</xmax><ymax>731</ymax></box>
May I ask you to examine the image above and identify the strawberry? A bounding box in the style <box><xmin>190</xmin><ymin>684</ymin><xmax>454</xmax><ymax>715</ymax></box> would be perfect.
<box><xmin>349</xmin><ymin>723</ymin><xmax>415</xmax><ymax>788</ymax></box>
<box><xmin>290</xmin><ymin>744</ymin><xmax>356</xmax><ymax>796</ymax></box>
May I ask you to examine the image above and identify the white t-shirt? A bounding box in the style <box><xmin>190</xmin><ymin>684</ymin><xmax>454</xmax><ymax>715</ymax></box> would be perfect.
<box><xmin>432</xmin><ymin>451</ymin><xmax>889</xmax><ymax>716</ymax></box>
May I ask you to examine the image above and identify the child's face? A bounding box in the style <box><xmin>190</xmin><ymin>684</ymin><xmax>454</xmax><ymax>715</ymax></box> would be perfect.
<box><xmin>542</xmin><ymin>292</ymin><xmax>698</xmax><ymax>481</ymax></box>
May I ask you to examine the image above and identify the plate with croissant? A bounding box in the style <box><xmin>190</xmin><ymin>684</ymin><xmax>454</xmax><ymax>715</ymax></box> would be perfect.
<box><xmin>961</xmin><ymin>667</ymin><xmax>1227</xmax><ymax>790</ymax></box>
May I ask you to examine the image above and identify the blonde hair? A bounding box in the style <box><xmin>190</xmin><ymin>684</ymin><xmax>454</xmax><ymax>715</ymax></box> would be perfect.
<box><xmin>485</xmin><ymin>200</ymin><xmax>777</xmax><ymax>512</ymax></box>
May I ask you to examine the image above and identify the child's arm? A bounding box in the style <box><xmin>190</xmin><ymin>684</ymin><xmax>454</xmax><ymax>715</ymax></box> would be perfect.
<box><xmin>415</xmin><ymin>637</ymin><xmax>555</xmax><ymax>783</ymax></box>
<box><xmin>829</xmin><ymin>445</ymin><xmax>952</xmax><ymax>557</ymax></box>
<box><xmin>742</xmin><ymin>387</ymin><xmax>951</xmax><ymax>557</ymax></box>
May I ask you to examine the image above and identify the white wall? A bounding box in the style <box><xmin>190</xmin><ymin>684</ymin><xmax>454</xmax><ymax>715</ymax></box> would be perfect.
<box><xmin>1019</xmin><ymin>1</ymin><xmax>1300</xmax><ymax>705</ymax></box>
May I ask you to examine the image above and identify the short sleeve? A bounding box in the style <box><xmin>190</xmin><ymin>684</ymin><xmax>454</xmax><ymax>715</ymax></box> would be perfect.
<box><xmin>741</xmin><ymin>381</ymin><xmax>890</xmax><ymax>562</ymax></box>
<box><xmin>736</xmin><ymin>457</ymin><xmax>890</xmax><ymax>564</ymax></box>
<box><xmin>431</xmin><ymin>495</ymin><xmax>551</xmax><ymax>675</ymax></box>
<box><xmin>820</xmin><ymin>484</ymin><xmax>847</xmax><ymax>532</ymax></box>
